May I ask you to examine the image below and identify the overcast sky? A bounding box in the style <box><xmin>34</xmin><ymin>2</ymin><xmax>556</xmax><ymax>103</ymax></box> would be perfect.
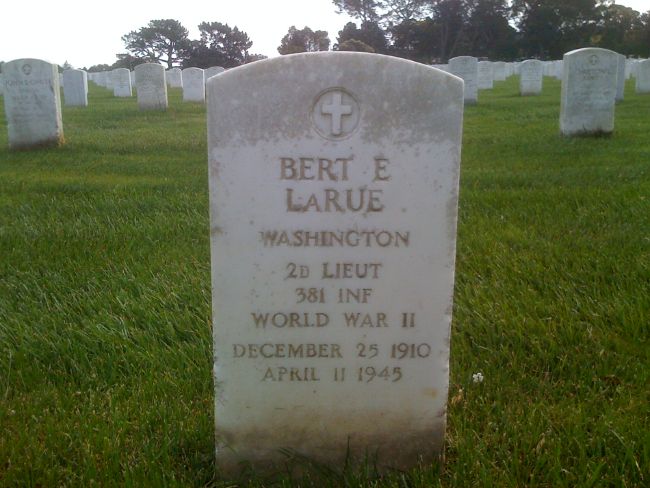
<box><xmin>1</xmin><ymin>0</ymin><xmax>647</xmax><ymax>68</ymax></box>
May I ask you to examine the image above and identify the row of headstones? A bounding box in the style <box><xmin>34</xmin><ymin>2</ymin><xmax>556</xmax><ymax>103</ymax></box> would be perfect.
<box><xmin>0</xmin><ymin>60</ymin><xmax>230</xmax><ymax>149</ymax></box>
<box><xmin>3</xmin><ymin>51</ymin><xmax>650</xmax><ymax>149</ymax></box>
<box><xmin>0</xmin><ymin>50</ymin><xmax>648</xmax><ymax>472</ymax></box>
<box><xmin>442</xmin><ymin>49</ymin><xmax>650</xmax><ymax>136</ymax></box>
<box><xmin>61</xmin><ymin>65</ymin><xmax>226</xmax><ymax>108</ymax></box>
<box><xmin>439</xmin><ymin>54</ymin><xmax>650</xmax><ymax>104</ymax></box>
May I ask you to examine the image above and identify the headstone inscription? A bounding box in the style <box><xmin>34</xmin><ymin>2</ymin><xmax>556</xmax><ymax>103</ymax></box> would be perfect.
<box><xmin>182</xmin><ymin>67</ymin><xmax>205</xmax><ymax>102</ymax></box>
<box><xmin>134</xmin><ymin>63</ymin><xmax>168</xmax><ymax>111</ymax></box>
<box><xmin>112</xmin><ymin>68</ymin><xmax>132</xmax><ymax>97</ymax></box>
<box><xmin>635</xmin><ymin>59</ymin><xmax>650</xmax><ymax>94</ymax></box>
<box><xmin>448</xmin><ymin>56</ymin><xmax>478</xmax><ymax>104</ymax></box>
<box><xmin>477</xmin><ymin>61</ymin><xmax>494</xmax><ymax>90</ymax></box>
<box><xmin>2</xmin><ymin>58</ymin><xmax>64</xmax><ymax>149</ymax></box>
<box><xmin>62</xmin><ymin>69</ymin><xmax>88</xmax><ymax>107</ymax></box>
<box><xmin>205</xmin><ymin>66</ymin><xmax>225</xmax><ymax>85</ymax></box>
<box><xmin>166</xmin><ymin>67</ymin><xmax>183</xmax><ymax>88</ymax></box>
<box><xmin>560</xmin><ymin>48</ymin><xmax>618</xmax><ymax>136</ymax></box>
<box><xmin>207</xmin><ymin>52</ymin><xmax>464</xmax><ymax>473</ymax></box>
<box><xmin>519</xmin><ymin>59</ymin><xmax>543</xmax><ymax>96</ymax></box>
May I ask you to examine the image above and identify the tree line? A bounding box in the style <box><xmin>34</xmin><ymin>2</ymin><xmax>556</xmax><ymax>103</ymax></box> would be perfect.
<box><xmin>83</xmin><ymin>0</ymin><xmax>649</xmax><ymax>72</ymax></box>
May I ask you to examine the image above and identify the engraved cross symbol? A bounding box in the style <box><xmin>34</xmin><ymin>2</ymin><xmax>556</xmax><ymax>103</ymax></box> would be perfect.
<box><xmin>321</xmin><ymin>91</ymin><xmax>353</xmax><ymax>136</ymax></box>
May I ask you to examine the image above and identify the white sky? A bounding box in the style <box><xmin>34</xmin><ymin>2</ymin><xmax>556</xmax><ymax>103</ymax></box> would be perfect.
<box><xmin>1</xmin><ymin>0</ymin><xmax>647</xmax><ymax>68</ymax></box>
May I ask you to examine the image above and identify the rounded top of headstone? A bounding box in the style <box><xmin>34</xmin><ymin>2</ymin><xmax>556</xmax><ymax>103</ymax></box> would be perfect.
<box><xmin>206</xmin><ymin>51</ymin><xmax>463</xmax><ymax>147</ymax></box>
<box><xmin>449</xmin><ymin>56</ymin><xmax>477</xmax><ymax>63</ymax></box>
<box><xmin>5</xmin><ymin>58</ymin><xmax>55</xmax><ymax>74</ymax></box>
<box><xmin>134</xmin><ymin>63</ymin><xmax>165</xmax><ymax>72</ymax></box>
<box><xmin>563</xmin><ymin>47</ymin><xmax>618</xmax><ymax>60</ymax></box>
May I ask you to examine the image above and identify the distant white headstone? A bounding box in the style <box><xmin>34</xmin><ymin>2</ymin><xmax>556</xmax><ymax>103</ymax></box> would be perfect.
<box><xmin>166</xmin><ymin>67</ymin><xmax>183</xmax><ymax>88</ymax></box>
<box><xmin>207</xmin><ymin>52</ymin><xmax>464</xmax><ymax>474</ymax></box>
<box><xmin>2</xmin><ymin>58</ymin><xmax>64</xmax><ymax>149</ymax></box>
<box><xmin>134</xmin><ymin>63</ymin><xmax>168</xmax><ymax>110</ymax></box>
<box><xmin>449</xmin><ymin>56</ymin><xmax>478</xmax><ymax>104</ymax></box>
<box><xmin>205</xmin><ymin>66</ymin><xmax>225</xmax><ymax>84</ymax></box>
<box><xmin>477</xmin><ymin>61</ymin><xmax>493</xmax><ymax>89</ymax></box>
<box><xmin>560</xmin><ymin>48</ymin><xmax>618</xmax><ymax>136</ymax></box>
<box><xmin>63</xmin><ymin>69</ymin><xmax>88</xmax><ymax>107</ymax></box>
<box><xmin>616</xmin><ymin>54</ymin><xmax>625</xmax><ymax>102</ymax></box>
<box><xmin>634</xmin><ymin>59</ymin><xmax>650</xmax><ymax>94</ymax></box>
<box><xmin>112</xmin><ymin>68</ymin><xmax>132</xmax><ymax>97</ymax></box>
<box><xmin>519</xmin><ymin>59</ymin><xmax>543</xmax><ymax>96</ymax></box>
<box><xmin>493</xmin><ymin>61</ymin><xmax>506</xmax><ymax>81</ymax></box>
<box><xmin>182</xmin><ymin>67</ymin><xmax>205</xmax><ymax>102</ymax></box>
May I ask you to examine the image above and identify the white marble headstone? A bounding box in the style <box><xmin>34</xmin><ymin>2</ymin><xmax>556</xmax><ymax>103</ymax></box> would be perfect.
<box><xmin>560</xmin><ymin>48</ymin><xmax>618</xmax><ymax>136</ymax></box>
<box><xmin>134</xmin><ymin>63</ymin><xmax>168</xmax><ymax>110</ymax></box>
<box><xmin>477</xmin><ymin>61</ymin><xmax>493</xmax><ymax>90</ymax></box>
<box><xmin>166</xmin><ymin>67</ymin><xmax>183</xmax><ymax>88</ymax></box>
<box><xmin>205</xmin><ymin>66</ymin><xmax>225</xmax><ymax>85</ymax></box>
<box><xmin>449</xmin><ymin>56</ymin><xmax>478</xmax><ymax>104</ymax></box>
<box><xmin>493</xmin><ymin>61</ymin><xmax>506</xmax><ymax>81</ymax></box>
<box><xmin>635</xmin><ymin>59</ymin><xmax>650</xmax><ymax>94</ymax></box>
<box><xmin>112</xmin><ymin>68</ymin><xmax>132</xmax><ymax>97</ymax></box>
<box><xmin>2</xmin><ymin>58</ymin><xmax>64</xmax><ymax>149</ymax></box>
<box><xmin>207</xmin><ymin>52</ymin><xmax>464</xmax><ymax>474</ymax></box>
<box><xmin>519</xmin><ymin>59</ymin><xmax>543</xmax><ymax>96</ymax></box>
<box><xmin>182</xmin><ymin>67</ymin><xmax>205</xmax><ymax>102</ymax></box>
<box><xmin>615</xmin><ymin>54</ymin><xmax>625</xmax><ymax>102</ymax></box>
<box><xmin>62</xmin><ymin>69</ymin><xmax>88</xmax><ymax>107</ymax></box>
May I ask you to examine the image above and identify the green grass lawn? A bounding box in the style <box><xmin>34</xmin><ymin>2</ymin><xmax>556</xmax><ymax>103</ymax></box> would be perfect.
<box><xmin>0</xmin><ymin>77</ymin><xmax>648</xmax><ymax>487</ymax></box>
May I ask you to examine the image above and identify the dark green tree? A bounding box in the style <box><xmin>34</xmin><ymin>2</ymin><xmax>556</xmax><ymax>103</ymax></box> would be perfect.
<box><xmin>512</xmin><ymin>0</ymin><xmax>601</xmax><ymax>59</ymax></box>
<box><xmin>112</xmin><ymin>53</ymin><xmax>144</xmax><ymax>70</ymax></box>
<box><xmin>87</xmin><ymin>64</ymin><xmax>112</xmax><ymax>72</ymax></box>
<box><xmin>594</xmin><ymin>3</ymin><xmax>648</xmax><ymax>56</ymax></box>
<box><xmin>335</xmin><ymin>21</ymin><xmax>389</xmax><ymax>53</ymax></box>
<box><xmin>465</xmin><ymin>0</ymin><xmax>517</xmax><ymax>60</ymax></box>
<box><xmin>333</xmin><ymin>0</ymin><xmax>383</xmax><ymax>23</ymax></box>
<box><xmin>278</xmin><ymin>26</ymin><xmax>330</xmax><ymax>54</ymax></box>
<box><xmin>338</xmin><ymin>39</ymin><xmax>377</xmax><ymax>52</ymax></box>
<box><xmin>183</xmin><ymin>22</ymin><xmax>254</xmax><ymax>68</ymax></box>
<box><xmin>122</xmin><ymin>19</ymin><xmax>190</xmax><ymax>68</ymax></box>
<box><xmin>390</xmin><ymin>18</ymin><xmax>438</xmax><ymax>61</ymax></box>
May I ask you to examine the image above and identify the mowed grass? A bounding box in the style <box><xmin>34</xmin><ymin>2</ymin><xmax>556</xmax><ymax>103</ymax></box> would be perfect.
<box><xmin>0</xmin><ymin>77</ymin><xmax>648</xmax><ymax>487</ymax></box>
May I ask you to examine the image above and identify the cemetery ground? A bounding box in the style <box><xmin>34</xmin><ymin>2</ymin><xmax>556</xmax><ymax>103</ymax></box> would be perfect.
<box><xmin>0</xmin><ymin>78</ymin><xmax>648</xmax><ymax>487</ymax></box>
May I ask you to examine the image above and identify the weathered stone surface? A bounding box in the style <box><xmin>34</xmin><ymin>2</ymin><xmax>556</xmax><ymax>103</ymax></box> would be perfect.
<box><xmin>616</xmin><ymin>54</ymin><xmax>626</xmax><ymax>102</ymax></box>
<box><xmin>182</xmin><ymin>67</ymin><xmax>205</xmax><ymax>102</ymax></box>
<box><xmin>477</xmin><ymin>61</ymin><xmax>493</xmax><ymax>90</ymax></box>
<box><xmin>2</xmin><ymin>58</ymin><xmax>64</xmax><ymax>149</ymax></box>
<box><xmin>560</xmin><ymin>48</ymin><xmax>618</xmax><ymax>136</ymax></box>
<box><xmin>205</xmin><ymin>66</ymin><xmax>225</xmax><ymax>84</ymax></box>
<box><xmin>112</xmin><ymin>68</ymin><xmax>132</xmax><ymax>97</ymax></box>
<box><xmin>166</xmin><ymin>67</ymin><xmax>183</xmax><ymax>88</ymax></box>
<box><xmin>207</xmin><ymin>52</ymin><xmax>463</xmax><ymax>474</ymax></box>
<box><xmin>635</xmin><ymin>59</ymin><xmax>650</xmax><ymax>94</ymax></box>
<box><xmin>519</xmin><ymin>59</ymin><xmax>543</xmax><ymax>96</ymax></box>
<box><xmin>449</xmin><ymin>56</ymin><xmax>478</xmax><ymax>104</ymax></box>
<box><xmin>63</xmin><ymin>69</ymin><xmax>88</xmax><ymax>107</ymax></box>
<box><xmin>493</xmin><ymin>61</ymin><xmax>506</xmax><ymax>81</ymax></box>
<box><xmin>134</xmin><ymin>63</ymin><xmax>168</xmax><ymax>110</ymax></box>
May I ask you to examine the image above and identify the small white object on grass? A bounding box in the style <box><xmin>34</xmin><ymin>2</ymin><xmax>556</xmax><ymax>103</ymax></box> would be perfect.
<box><xmin>472</xmin><ymin>372</ymin><xmax>484</xmax><ymax>384</ymax></box>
